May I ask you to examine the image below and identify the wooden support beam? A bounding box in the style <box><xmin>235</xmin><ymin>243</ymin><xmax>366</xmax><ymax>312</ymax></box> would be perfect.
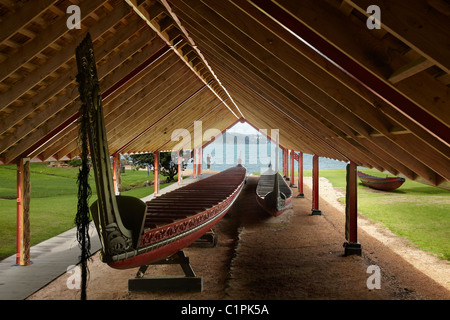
<box><xmin>0</xmin><ymin>0</ymin><xmax>106</xmax><ymax>85</ymax></box>
<box><xmin>4</xmin><ymin>38</ymin><xmax>169</xmax><ymax>164</ymax></box>
<box><xmin>348</xmin><ymin>0</ymin><xmax>450</xmax><ymax>74</ymax></box>
<box><xmin>126</xmin><ymin>0</ymin><xmax>242</xmax><ymax>119</ymax></box>
<box><xmin>0</xmin><ymin>0</ymin><xmax>58</xmax><ymax>45</ymax></box>
<box><xmin>388</xmin><ymin>56</ymin><xmax>434</xmax><ymax>84</ymax></box>
<box><xmin>290</xmin><ymin>149</ymin><xmax>295</xmax><ymax>186</ymax></box>
<box><xmin>178</xmin><ymin>150</ymin><xmax>182</xmax><ymax>185</ymax></box>
<box><xmin>344</xmin><ymin>161</ymin><xmax>362</xmax><ymax>256</ymax></box>
<box><xmin>0</xmin><ymin>16</ymin><xmax>145</xmax><ymax>138</ymax></box>
<box><xmin>113</xmin><ymin>153</ymin><xmax>121</xmax><ymax>195</ymax></box>
<box><xmin>311</xmin><ymin>154</ymin><xmax>321</xmax><ymax>215</ymax></box>
<box><xmin>284</xmin><ymin>149</ymin><xmax>287</xmax><ymax>178</ymax></box>
<box><xmin>250</xmin><ymin>0</ymin><xmax>450</xmax><ymax>146</ymax></box>
<box><xmin>154</xmin><ymin>151</ymin><xmax>160</xmax><ymax>196</ymax></box>
<box><xmin>197</xmin><ymin>147</ymin><xmax>202</xmax><ymax>175</ymax></box>
<box><xmin>115</xmin><ymin>79</ymin><xmax>209</xmax><ymax>154</ymax></box>
<box><xmin>193</xmin><ymin>148</ymin><xmax>197</xmax><ymax>178</ymax></box>
<box><xmin>16</xmin><ymin>158</ymin><xmax>32</xmax><ymax>266</ymax></box>
<box><xmin>297</xmin><ymin>151</ymin><xmax>304</xmax><ymax>198</ymax></box>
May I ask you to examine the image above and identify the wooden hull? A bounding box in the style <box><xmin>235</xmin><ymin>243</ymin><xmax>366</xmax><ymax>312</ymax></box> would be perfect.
<box><xmin>107</xmin><ymin>165</ymin><xmax>246</xmax><ymax>269</ymax></box>
<box><xmin>256</xmin><ymin>169</ymin><xmax>293</xmax><ymax>217</ymax></box>
<box><xmin>256</xmin><ymin>194</ymin><xmax>292</xmax><ymax>217</ymax></box>
<box><xmin>357</xmin><ymin>171</ymin><xmax>405</xmax><ymax>191</ymax></box>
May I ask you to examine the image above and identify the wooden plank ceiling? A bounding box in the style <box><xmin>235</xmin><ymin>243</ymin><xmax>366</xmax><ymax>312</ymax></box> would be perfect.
<box><xmin>0</xmin><ymin>0</ymin><xmax>448</xmax><ymax>188</ymax></box>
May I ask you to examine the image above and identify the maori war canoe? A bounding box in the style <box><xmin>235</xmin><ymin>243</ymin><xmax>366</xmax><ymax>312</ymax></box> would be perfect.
<box><xmin>256</xmin><ymin>165</ymin><xmax>293</xmax><ymax>217</ymax></box>
<box><xmin>357</xmin><ymin>171</ymin><xmax>405</xmax><ymax>191</ymax></box>
<box><xmin>75</xmin><ymin>34</ymin><xmax>246</xmax><ymax>270</ymax></box>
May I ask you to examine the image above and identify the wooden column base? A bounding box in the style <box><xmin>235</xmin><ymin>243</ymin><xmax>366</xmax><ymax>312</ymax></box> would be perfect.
<box><xmin>343</xmin><ymin>241</ymin><xmax>362</xmax><ymax>256</ymax></box>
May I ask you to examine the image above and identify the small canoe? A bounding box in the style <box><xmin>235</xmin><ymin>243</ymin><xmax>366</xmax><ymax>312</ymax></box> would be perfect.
<box><xmin>256</xmin><ymin>166</ymin><xmax>293</xmax><ymax>217</ymax></box>
<box><xmin>357</xmin><ymin>171</ymin><xmax>405</xmax><ymax>191</ymax></box>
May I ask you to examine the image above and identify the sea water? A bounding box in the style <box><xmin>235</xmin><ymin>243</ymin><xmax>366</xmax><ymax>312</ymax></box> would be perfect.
<box><xmin>185</xmin><ymin>136</ymin><xmax>347</xmax><ymax>174</ymax></box>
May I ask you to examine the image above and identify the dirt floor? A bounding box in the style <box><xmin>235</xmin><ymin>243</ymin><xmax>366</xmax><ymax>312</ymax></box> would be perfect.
<box><xmin>28</xmin><ymin>174</ymin><xmax>449</xmax><ymax>300</ymax></box>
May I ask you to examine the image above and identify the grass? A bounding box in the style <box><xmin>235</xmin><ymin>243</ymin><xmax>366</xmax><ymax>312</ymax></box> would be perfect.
<box><xmin>307</xmin><ymin>168</ymin><xmax>450</xmax><ymax>261</ymax></box>
<box><xmin>2</xmin><ymin>164</ymin><xmax>449</xmax><ymax>262</ymax></box>
<box><xmin>0</xmin><ymin>163</ymin><xmax>181</xmax><ymax>261</ymax></box>
<box><xmin>253</xmin><ymin>168</ymin><xmax>450</xmax><ymax>260</ymax></box>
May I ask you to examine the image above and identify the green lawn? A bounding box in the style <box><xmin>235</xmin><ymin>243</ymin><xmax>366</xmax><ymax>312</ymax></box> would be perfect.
<box><xmin>306</xmin><ymin>168</ymin><xmax>450</xmax><ymax>261</ymax></box>
<box><xmin>1</xmin><ymin>164</ymin><xmax>448</xmax><ymax>262</ymax></box>
<box><xmin>253</xmin><ymin>168</ymin><xmax>449</xmax><ymax>260</ymax></box>
<box><xmin>0</xmin><ymin>163</ymin><xmax>181</xmax><ymax>260</ymax></box>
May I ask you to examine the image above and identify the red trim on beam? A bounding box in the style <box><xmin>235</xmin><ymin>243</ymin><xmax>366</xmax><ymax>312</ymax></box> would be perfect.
<box><xmin>250</xmin><ymin>0</ymin><xmax>450</xmax><ymax>146</ymax></box>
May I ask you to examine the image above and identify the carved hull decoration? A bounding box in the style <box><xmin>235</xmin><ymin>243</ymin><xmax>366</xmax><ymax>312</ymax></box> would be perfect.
<box><xmin>256</xmin><ymin>166</ymin><xmax>293</xmax><ymax>217</ymax></box>
<box><xmin>76</xmin><ymin>33</ymin><xmax>246</xmax><ymax>270</ymax></box>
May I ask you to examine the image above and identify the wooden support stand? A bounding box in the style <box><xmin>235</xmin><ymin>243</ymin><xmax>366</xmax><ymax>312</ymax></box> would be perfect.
<box><xmin>190</xmin><ymin>229</ymin><xmax>218</xmax><ymax>248</ymax></box>
<box><xmin>128</xmin><ymin>251</ymin><xmax>203</xmax><ymax>292</ymax></box>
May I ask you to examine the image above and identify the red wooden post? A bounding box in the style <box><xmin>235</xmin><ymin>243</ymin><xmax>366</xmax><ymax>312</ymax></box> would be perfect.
<box><xmin>286</xmin><ymin>149</ymin><xmax>290</xmax><ymax>179</ymax></box>
<box><xmin>16</xmin><ymin>161</ymin><xmax>22</xmax><ymax>265</ymax></box>
<box><xmin>112</xmin><ymin>153</ymin><xmax>120</xmax><ymax>195</ymax></box>
<box><xmin>178</xmin><ymin>150</ymin><xmax>182</xmax><ymax>185</ymax></box>
<box><xmin>290</xmin><ymin>149</ymin><xmax>295</xmax><ymax>186</ymax></box>
<box><xmin>193</xmin><ymin>148</ymin><xmax>197</xmax><ymax>178</ymax></box>
<box><xmin>344</xmin><ymin>161</ymin><xmax>362</xmax><ymax>255</ymax></box>
<box><xmin>154</xmin><ymin>151</ymin><xmax>159</xmax><ymax>196</ymax></box>
<box><xmin>16</xmin><ymin>158</ymin><xmax>31</xmax><ymax>265</ymax></box>
<box><xmin>297</xmin><ymin>151</ymin><xmax>304</xmax><ymax>198</ymax></box>
<box><xmin>312</xmin><ymin>154</ymin><xmax>322</xmax><ymax>215</ymax></box>
<box><xmin>198</xmin><ymin>148</ymin><xmax>202</xmax><ymax>175</ymax></box>
<box><xmin>285</xmin><ymin>149</ymin><xmax>288</xmax><ymax>177</ymax></box>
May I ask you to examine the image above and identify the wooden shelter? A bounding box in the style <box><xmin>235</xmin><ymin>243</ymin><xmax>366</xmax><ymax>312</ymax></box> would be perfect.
<box><xmin>1</xmin><ymin>0</ymin><xmax>449</xmax><ymax>262</ymax></box>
